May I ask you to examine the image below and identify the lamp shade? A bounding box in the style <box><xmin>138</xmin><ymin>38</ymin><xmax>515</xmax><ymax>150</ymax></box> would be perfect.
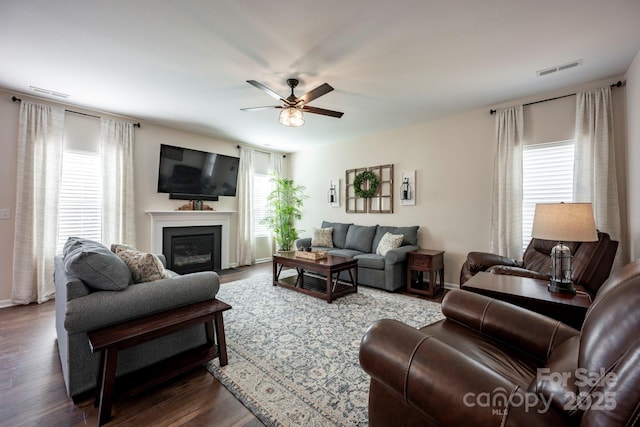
<box><xmin>531</xmin><ymin>203</ymin><xmax>598</xmax><ymax>242</ymax></box>
<box><xmin>278</xmin><ymin>107</ymin><xmax>304</xmax><ymax>127</ymax></box>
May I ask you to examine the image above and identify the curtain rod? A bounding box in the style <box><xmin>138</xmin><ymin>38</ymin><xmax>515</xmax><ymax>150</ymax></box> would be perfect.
<box><xmin>237</xmin><ymin>144</ymin><xmax>286</xmax><ymax>158</ymax></box>
<box><xmin>11</xmin><ymin>96</ymin><xmax>141</xmax><ymax>127</ymax></box>
<box><xmin>489</xmin><ymin>80</ymin><xmax>624</xmax><ymax>115</ymax></box>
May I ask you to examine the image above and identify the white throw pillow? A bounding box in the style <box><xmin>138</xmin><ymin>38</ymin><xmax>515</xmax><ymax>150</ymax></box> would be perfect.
<box><xmin>376</xmin><ymin>232</ymin><xmax>404</xmax><ymax>256</ymax></box>
<box><xmin>311</xmin><ymin>227</ymin><xmax>334</xmax><ymax>247</ymax></box>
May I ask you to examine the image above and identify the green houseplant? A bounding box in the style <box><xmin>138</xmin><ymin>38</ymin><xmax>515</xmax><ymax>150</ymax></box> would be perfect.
<box><xmin>261</xmin><ymin>175</ymin><xmax>307</xmax><ymax>252</ymax></box>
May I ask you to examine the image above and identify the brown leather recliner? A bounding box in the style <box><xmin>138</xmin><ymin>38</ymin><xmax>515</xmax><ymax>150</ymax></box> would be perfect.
<box><xmin>460</xmin><ymin>231</ymin><xmax>618</xmax><ymax>298</ymax></box>
<box><xmin>360</xmin><ymin>260</ymin><xmax>640</xmax><ymax>426</ymax></box>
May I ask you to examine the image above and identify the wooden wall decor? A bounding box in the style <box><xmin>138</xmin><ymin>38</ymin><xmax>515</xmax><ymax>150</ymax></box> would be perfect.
<box><xmin>345</xmin><ymin>164</ymin><xmax>394</xmax><ymax>214</ymax></box>
<box><xmin>345</xmin><ymin>168</ymin><xmax>368</xmax><ymax>213</ymax></box>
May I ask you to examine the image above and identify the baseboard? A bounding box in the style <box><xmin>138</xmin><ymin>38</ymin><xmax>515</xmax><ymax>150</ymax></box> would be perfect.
<box><xmin>444</xmin><ymin>282</ymin><xmax>460</xmax><ymax>290</ymax></box>
<box><xmin>0</xmin><ymin>299</ymin><xmax>15</xmax><ymax>309</ymax></box>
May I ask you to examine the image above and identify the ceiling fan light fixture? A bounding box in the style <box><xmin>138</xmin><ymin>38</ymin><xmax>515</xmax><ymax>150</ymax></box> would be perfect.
<box><xmin>279</xmin><ymin>107</ymin><xmax>304</xmax><ymax>127</ymax></box>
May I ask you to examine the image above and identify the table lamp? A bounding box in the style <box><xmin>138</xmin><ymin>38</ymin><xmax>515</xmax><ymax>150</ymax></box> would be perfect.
<box><xmin>531</xmin><ymin>203</ymin><xmax>598</xmax><ymax>294</ymax></box>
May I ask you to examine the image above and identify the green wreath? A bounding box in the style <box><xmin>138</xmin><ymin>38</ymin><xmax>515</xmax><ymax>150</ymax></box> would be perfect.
<box><xmin>353</xmin><ymin>171</ymin><xmax>379</xmax><ymax>198</ymax></box>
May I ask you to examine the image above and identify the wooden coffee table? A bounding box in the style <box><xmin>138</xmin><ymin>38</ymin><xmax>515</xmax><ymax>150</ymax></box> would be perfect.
<box><xmin>272</xmin><ymin>253</ymin><xmax>358</xmax><ymax>303</ymax></box>
<box><xmin>461</xmin><ymin>272</ymin><xmax>591</xmax><ymax>329</ymax></box>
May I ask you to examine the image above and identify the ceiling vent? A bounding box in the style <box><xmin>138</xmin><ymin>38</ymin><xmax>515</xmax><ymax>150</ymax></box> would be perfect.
<box><xmin>29</xmin><ymin>86</ymin><xmax>70</xmax><ymax>98</ymax></box>
<box><xmin>537</xmin><ymin>60</ymin><xmax>582</xmax><ymax>77</ymax></box>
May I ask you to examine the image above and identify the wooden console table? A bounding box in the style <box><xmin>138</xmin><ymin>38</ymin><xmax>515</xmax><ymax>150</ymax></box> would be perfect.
<box><xmin>406</xmin><ymin>249</ymin><xmax>445</xmax><ymax>298</ymax></box>
<box><xmin>87</xmin><ymin>298</ymin><xmax>231</xmax><ymax>425</ymax></box>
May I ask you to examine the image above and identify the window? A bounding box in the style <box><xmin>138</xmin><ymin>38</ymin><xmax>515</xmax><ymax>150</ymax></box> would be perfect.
<box><xmin>57</xmin><ymin>149</ymin><xmax>102</xmax><ymax>253</ymax></box>
<box><xmin>522</xmin><ymin>140</ymin><xmax>574</xmax><ymax>250</ymax></box>
<box><xmin>253</xmin><ymin>173</ymin><xmax>271</xmax><ymax>237</ymax></box>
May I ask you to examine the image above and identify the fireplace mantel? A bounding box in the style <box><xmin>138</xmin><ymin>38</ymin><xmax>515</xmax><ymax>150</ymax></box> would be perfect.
<box><xmin>146</xmin><ymin>210</ymin><xmax>235</xmax><ymax>270</ymax></box>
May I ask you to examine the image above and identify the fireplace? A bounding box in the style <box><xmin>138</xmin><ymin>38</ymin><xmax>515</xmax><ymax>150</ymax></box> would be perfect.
<box><xmin>147</xmin><ymin>210</ymin><xmax>233</xmax><ymax>270</ymax></box>
<box><xmin>162</xmin><ymin>226</ymin><xmax>222</xmax><ymax>274</ymax></box>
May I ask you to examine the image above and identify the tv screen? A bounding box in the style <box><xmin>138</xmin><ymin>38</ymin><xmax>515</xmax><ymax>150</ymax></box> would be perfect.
<box><xmin>157</xmin><ymin>144</ymin><xmax>239</xmax><ymax>201</ymax></box>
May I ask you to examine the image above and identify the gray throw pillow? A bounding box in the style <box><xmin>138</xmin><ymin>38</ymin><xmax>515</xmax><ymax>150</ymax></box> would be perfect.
<box><xmin>394</xmin><ymin>226</ymin><xmax>419</xmax><ymax>246</ymax></box>
<box><xmin>64</xmin><ymin>241</ymin><xmax>131</xmax><ymax>291</ymax></box>
<box><xmin>344</xmin><ymin>225</ymin><xmax>377</xmax><ymax>253</ymax></box>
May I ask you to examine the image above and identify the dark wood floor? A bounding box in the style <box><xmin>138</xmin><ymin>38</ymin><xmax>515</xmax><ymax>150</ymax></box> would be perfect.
<box><xmin>0</xmin><ymin>263</ymin><xmax>272</xmax><ymax>427</ymax></box>
<box><xmin>0</xmin><ymin>262</ymin><xmax>445</xmax><ymax>426</ymax></box>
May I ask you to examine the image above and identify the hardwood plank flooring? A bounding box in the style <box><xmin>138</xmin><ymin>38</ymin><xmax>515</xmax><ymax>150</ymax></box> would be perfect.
<box><xmin>0</xmin><ymin>263</ymin><xmax>271</xmax><ymax>427</ymax></box>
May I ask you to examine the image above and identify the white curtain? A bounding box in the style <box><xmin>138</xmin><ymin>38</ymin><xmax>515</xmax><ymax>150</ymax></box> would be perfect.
<box><xmin>12</xmin><ymin>101</ymin><xmax>65</xmax><ymax>304</ymax></box>
<box><xmin>573</xmin><ymin>86</ymin><xmax>622</xmax><ymax>267</ymax></box>
<box><xmin>236</xmin><ymin>147</ymin><xmax>254</xmax><ymax>266</ymax></box>
<box><xmin>101</xmin><ymin>119</ymin><xmax>136</xmax><ymax>246</ymax></box>
<box><xmin>490</xmin><ymin>106</ymin><xmax>524</xmax><ymax>258</ymax></box>
<box><xmin>270</xmin><ymin>153</ymin><xmax>284</xmax><ymax>178</ymax></box>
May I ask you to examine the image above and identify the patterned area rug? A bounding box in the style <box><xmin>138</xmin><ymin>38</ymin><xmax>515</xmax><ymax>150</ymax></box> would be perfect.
<box><xmin>207</xmin><ymin>272</ymin><xmax>445</xmax><ymax>427</ymax></box>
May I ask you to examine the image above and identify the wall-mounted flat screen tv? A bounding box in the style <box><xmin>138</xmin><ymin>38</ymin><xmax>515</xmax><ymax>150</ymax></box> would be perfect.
<box><xmin>157</xmin><ymin>144</ymin><xmax>239</xmax><ymax>201</ymax></box>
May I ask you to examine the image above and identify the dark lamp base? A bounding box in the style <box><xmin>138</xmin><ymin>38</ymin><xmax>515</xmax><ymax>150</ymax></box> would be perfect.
<box><xmin>548</xmin><ymin>280</ymin><xmax>576</xmax><ymax>295</ymax></box>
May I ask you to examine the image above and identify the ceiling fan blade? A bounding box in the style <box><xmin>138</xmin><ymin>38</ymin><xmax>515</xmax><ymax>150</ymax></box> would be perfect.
<box><xmin>302</xmin><ymin>105</ymin><xmax>344</xmax><ymax>118</ymax></box>
<box><xmin>297</xmin><ymin>83</ymin><xmax>334</xmax><ymax>104</ymax></box>
<box><xmin>241</xmin><ymin>106</ymin><xmax>283</xmax><ymax>111</ymax></box>
<box><xmin>246</xmin><ymin>80</ymin><xmax>285</xmax><ymax>102</ymax></box>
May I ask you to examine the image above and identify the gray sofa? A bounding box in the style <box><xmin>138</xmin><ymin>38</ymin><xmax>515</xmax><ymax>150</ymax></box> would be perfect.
<box><xmin>54</xmin><ymin>238</ymin><xmax>220</xmax><ymax>398</ymax></box>
<box><xmin>295</xmin><ymin>221</ymin><xmax>420</xmax><ymax>292</ymax></box>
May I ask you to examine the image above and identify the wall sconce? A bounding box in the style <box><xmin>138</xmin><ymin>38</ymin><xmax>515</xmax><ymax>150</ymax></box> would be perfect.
<box><xmin>400</xmin><ymin>171</ymin><xmax>416</xmax><ymax>206</ymax></box>
<box><xmin>401</xmin><ymin>178</ymin><xmax>411</xmax><ymax>200</ymax></box>
<box><xmin>328</xmin><ymin>185</ymin><xmax>337</xmax><ymax>203</ymax></box>
<box><xmin>328</xmin><ymin>179</ymin><xmax>340</xmax><ymax>208</ymax></box>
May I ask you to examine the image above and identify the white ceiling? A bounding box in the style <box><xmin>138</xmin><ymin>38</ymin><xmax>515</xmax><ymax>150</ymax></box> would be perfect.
<box><xmin>1</xmin><ymin>0</ymin><xmax>639</xmax><ymax>153</ymax></box>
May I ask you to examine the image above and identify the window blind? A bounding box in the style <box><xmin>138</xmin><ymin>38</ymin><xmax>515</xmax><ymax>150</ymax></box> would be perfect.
<box><xmin>57</xmin><ymin>149</ymin><xmax>102</xmax><ymax>253</ymax></box>
<box><xmin>253</xmin><ymin>173</ymin><xmax>271</xmax><ymax>237</ymax></box>
<box><xmin>522</xmin><ymin>140</ymin><xmax>574</xmax><ymax>250</ymax></box>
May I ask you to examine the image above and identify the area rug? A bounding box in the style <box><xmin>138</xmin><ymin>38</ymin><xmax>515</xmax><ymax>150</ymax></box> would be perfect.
<box><xmin>207</xmin><ymin>273</ymin><xmax>445</xmax><ymax>427</ymax></box>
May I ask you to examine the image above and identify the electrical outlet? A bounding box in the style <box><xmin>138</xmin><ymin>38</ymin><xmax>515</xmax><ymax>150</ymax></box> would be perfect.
<box><xmin>0</xmin><ymin>209</ymin><xmax>10</xmax><ymax>220</ymax></box>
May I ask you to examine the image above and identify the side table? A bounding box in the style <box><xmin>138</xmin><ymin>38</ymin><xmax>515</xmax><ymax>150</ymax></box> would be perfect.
<box><xmin>406</xmin><ymin>249</ymin><xmax>445</xmax><ymax>298</ymax></box>
<box><xmin>461</xmin><ymin>272</ymin><xmax>590</xmax><ymax>329</ymax></box>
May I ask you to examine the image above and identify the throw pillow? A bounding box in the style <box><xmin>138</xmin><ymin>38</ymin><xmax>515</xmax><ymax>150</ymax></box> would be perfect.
<box><xmin>344</xmin><ymin>225</ymin><xmax>377</xmax><ymax>253</ymax></box>
<box><xmin>115</xmin><ymin>248</ymin><xmax>171</xmax><ymax>283</ymax></box>
<box><xmin>376</xmin><ymin>232</ymin><xmax>404</xmax><ymax>256</ymax></box>
<box><xmin>110</xmin><ymin>243</ymin><xmax>137</xmax><ymax>253</ymax></box>
<box><xmin>64</xmin><ymin>243</ymin><xmax>131</xmax><ymax>291</ymax></box>
<box><xmin>311</xmin><ymin>227</ymin><xmax>334</xmax><ymax>247</ymax></box>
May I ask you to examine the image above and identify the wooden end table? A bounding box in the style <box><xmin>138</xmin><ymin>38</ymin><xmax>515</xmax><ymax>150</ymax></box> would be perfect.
<box><xmin>87</xmin><ymin>298</ymin><xmax>231</xmax><ymax>425</ymax></box>
<box><xmin>406</xmin><ymin>249</ymin><xmax>445</xmax><ymax>298</ymax></box>
<box><xmin>461</xmin><ymin>272</ymin><xmax>591</xmax><ymax>329</ymax></box>
<box><xmin>272</xmin><ymin>253</ymin><xmax>358</xmax><ymax>303</ymax></box>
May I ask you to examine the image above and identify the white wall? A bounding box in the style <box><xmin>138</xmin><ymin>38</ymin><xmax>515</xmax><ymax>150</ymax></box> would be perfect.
<box><xmin>290</xmin><ymin>77</ymin><xmax>629</xmax><ymax>286</ymax></box>
<box><xmin>0</xmin><ymin>93</ymin><xmax>19</xmax><ymax>306</ymax></box>
<box><xmin>626</xmin><ymin>49</ymin><xmax>640</xmax><ymax>261</ymax></box>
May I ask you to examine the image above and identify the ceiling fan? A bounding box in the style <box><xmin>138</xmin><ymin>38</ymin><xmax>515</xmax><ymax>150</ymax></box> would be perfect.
<box><xmin>241</xmin><ymin>78</ymin><xmax>344</xmax><ymax>127</ymax></box>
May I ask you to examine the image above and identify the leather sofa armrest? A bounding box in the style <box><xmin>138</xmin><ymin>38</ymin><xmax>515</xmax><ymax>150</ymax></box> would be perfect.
<box><xmin>384</xmin><ymin>245</ymin><xmax>420</xmax><ymax>264</ymax></box>
<box><xmin>467</xmin><ymin>251</ymin><xmax>522</xmax><ymax>272</ymax></box>
<box><xmin>360</xmin><ymin>319</ymin><xmax>568</xmax><ymax>427</ymax></box>
<box><xmin>487</xmin><ymin>265</ymin><xmax>550</xmax><ymax>280</ymax></box>
<box><xmin>442</xmin><ymin>290</ymin><xmax>579</xmax><ymax>361</ymax></box>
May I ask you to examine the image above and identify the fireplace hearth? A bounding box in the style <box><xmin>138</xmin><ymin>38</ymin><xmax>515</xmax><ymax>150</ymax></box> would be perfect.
<box><xmin>162</xmin><ymin>226</ymin><xmax>222</xmax><ymax>274</ymax></box>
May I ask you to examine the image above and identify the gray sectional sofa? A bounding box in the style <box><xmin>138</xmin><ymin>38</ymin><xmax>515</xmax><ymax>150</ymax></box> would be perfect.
<box><xmin>54</xmin><ymin>237</ymin><xmax>220</xmax><ymax>398</ymax></box>
<box><xmin>295</xmin><ymin>221</ymin><xmax>420</xmax><ymax>291</ymax></box>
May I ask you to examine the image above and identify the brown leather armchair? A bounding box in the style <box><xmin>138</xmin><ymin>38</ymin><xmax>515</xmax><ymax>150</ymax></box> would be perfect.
<box><xmin>360</xmin><ymin>260</ymin><xmax>640</xmax><ymax>426</ymax></box>
<box><xmin>460</xmin><ymin>231</ymin><xmax>618</xmax><ymax>298</ymax></box>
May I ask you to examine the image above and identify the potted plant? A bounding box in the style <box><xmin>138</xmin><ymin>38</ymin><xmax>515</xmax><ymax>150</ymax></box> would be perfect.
<box><xmin>261</xmin><ymin>174</ymin><xmax>307</xmax><ymax>253</ymax></box>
